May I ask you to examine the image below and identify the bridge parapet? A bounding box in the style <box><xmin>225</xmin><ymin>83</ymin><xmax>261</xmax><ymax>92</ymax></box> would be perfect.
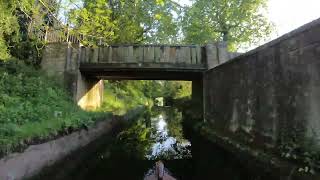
<box><xmin>79</xmin><ymin>45</ymin><xmax>206</xmax><ymax>66</ymax></box>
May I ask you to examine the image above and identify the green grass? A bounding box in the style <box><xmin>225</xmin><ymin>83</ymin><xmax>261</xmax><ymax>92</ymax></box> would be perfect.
<box><xmin>0</xmin><ymin>61</ymin><xmax>108</xmax><ymax>156</ymax></box>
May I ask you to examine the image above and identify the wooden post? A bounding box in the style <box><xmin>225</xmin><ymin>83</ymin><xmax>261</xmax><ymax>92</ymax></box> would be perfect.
<box><xmin>127</xmin><ymin>46</ymin><xmax>134</xmax><ymax>62</ymax></box>
<box><xmin>154</xmin><ymin>47</ymin><xmax>161</xmax><ymax>62</ymax></box>
<box><xmin>134</xmin><ymin>46</ymin><xmax>143</xmax><ymax>63</ymax></box>
<box><xmin>144</xmin><ymin>46</ymin><xmax>155</xmax><ymax>62</ymax></box>
<box><xmin>108</xmin><ymin>46</ymin><xmax>113</xmax><ymax>62</ymax></box>
<box><xmin>196</xmin><ymin>46</ymin><xmax>202</xmax><ymax>65</ymax></box>
<box><xmin>169</xmin><ymin>47</ymin><xmax>176</xmax><ymax>63</ymax></box>
<box><xmin>191</xmin><ymin>47</ymin><xmax>197</xmax><ymax>64</ymax></box>
<box><xmin>217</xmin><ymin>41</ymin><xmax>229</xmax><ymax>64</ymax></box>
<box><xmin>92</xmin><ymin>48</ymin><xmax>99</xmax><ymax>63</ymax></box>
<box><xmin>205</xmin><ymin>43</ymin><xmax>217</xmax><ymax>68</ymax></box>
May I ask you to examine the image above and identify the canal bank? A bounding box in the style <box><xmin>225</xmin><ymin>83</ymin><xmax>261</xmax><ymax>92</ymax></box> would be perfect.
<box><xmin>3</xmin><ymin>104</ymin><xmax>318</xmax><ymax>180</ymax></box>
<box><xmin>0</xmin><ymin>116</ymin><xmax>125</xmax><ymax>180</ymax></box>
<box><xmin>28</xmin><ymin>105</ymin><xmax>270</xmax><ymax>180</ymax></box>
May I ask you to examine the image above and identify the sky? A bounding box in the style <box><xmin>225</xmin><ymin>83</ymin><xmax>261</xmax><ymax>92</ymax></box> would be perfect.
<box><xmin>175</xmin><ymin>0</ymin><xmax>320</xmax><ymax>46</ymax></box>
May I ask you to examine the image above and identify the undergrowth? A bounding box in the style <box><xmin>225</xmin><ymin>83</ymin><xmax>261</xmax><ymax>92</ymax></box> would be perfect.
<box><xmin>0</xmin><ymin>61</ymin><xmax>107</xmax><ymax>156</ymax></box>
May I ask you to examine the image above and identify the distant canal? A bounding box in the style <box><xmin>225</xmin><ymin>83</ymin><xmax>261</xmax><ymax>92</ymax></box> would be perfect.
<box><xmin>33</xmin><ymin>106</ymin><xmax>257</xmax><ymax>180</ymax></box>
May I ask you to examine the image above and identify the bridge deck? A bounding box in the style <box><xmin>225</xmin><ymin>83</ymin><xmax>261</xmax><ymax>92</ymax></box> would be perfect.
<box><xmin>80</xmin><ymin>63</ymin><xmax>206</xmax><ymax>80</ymax></box>
<box><xmin>78</xmin><ymin>45</ymin><xmax>207</xmax><ymax>80</ymax></box>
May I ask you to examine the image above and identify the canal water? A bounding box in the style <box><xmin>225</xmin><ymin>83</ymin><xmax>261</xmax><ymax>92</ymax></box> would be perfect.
<box><xmin>33</xmin><ymin>106</ymin><xmax>257</xmax><ymax>180</ymax></box>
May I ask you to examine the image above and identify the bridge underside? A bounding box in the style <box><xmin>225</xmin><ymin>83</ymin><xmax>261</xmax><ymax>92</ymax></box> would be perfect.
<box><xmin>79</xmin><ymin>63</ymin><xmax>206</xmax><ymax>80</ymax></box>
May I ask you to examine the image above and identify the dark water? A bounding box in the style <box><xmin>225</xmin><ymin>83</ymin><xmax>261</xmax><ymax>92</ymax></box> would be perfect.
<box><xmin>75</xmin><ymin>107</ymin><xmax>194</xmax><ymax>180</ymax></box>
<box><xmin>33</xmin><ymin>106</ymin><xmax>258</xmax><ymax>180</ymax></box>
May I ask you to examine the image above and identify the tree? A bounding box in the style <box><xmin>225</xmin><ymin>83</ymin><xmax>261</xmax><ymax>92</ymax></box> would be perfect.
<box><xmin>68</xmin><ymin>0</ymin><xmax>180</xmax><ymax>45</ymax></box>
<box><xmin>68</xmin><ymin>0</ymin><xmax>117</xmax><ymax>45</ymax></box>
<box><xmin>0</xmin><ymin>0</ymin><xmax>21</xmax><ymax>60</ymax></box>
<box><xmin>0</xmin><ymin>0</ymin><xmax>62</xmax><ymax>61</ymax></box>
<box><xmin>182</xmin><ymin>0</ymin><xmax>273</xmax><ymax>50</ymax></box>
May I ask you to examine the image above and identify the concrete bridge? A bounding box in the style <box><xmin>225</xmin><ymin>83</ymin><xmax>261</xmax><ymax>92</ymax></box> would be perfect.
<box><xmin>41</xmin><ymin>41</ymin><xmax>238</xmax><ymax>110</ymax></box>
<box><xmin>41</xmin><ymin>18</ymin><xmax>320</xmax><ymax>179</ymax></box>
<box><xmin>79</xmin><ymin>45</ymin><xmax>207</xmax><ymax>80</ymax></box>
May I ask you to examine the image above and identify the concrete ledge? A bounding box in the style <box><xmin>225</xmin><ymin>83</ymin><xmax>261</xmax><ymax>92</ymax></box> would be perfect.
<box><xmin>0</xmin><ymin>119</ymin><xmax>118</xmax><ymax>180</ymax></box>
<box><xmin>198</xmin><ymin>126</ymin><xmax>320</xmax><ymax>180</ymax></box>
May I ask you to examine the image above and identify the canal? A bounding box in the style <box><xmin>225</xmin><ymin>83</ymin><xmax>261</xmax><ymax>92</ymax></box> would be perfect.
<box><xmin>33</xmin><ymin>106</ymin><xmax>256</xmax><ymax>180</ymax></box>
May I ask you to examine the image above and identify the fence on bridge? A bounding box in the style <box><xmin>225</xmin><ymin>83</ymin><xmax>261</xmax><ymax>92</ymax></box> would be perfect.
<box><xmin>79</xmin><ymin>45</ymin><xmax>205</xmax><ymax>65</ymax></box>
<box><xmin>41</xmin><ymin>29</ymin><xmax>240</xmax><ymax>68</ymax></box>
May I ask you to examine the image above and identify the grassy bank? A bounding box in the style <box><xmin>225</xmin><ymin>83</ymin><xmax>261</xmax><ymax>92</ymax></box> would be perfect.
<box><xmin>0</xmin><ymin>62</ymin><xmax>107</xmax><ymax>156</ymax></box>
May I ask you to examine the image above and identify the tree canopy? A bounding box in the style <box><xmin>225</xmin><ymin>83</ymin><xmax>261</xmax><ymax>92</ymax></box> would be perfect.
<box><xmin>182</xmin><ymin>0</ymin><xmax>273</xmax><ymax>50</ymax></box>
<box><xmin>69</xmin><ymin>0</ymin><xmax>180</xmax><ymax>45</ymax></box>
<box><xmin>0</xmin><ymin>0</ymin><xmax>274</xmax><ymax>59</ymax></box>
<box><xmin>0</xmin><ymin>0</ymin><xmax>61</xmax><ymax>61</ymax></box>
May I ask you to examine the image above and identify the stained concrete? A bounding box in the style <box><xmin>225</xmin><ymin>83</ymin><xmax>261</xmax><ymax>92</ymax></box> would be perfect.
<box><xmin>41</xmin><ymin>38</ymin><xmax>239</xmax><ymax>111</ymax></box>
<box><xmin>41</xmin><ymin>43</ymin><xmax>104</xmax><ymax>110</ymax></box>
<box><xmin>203</xmin><ymin>18</ymin><xmax>320</xmax><ymax>153</ymax></box>
<box><xmin>0</xmin><ymin>119</ymin><xmax>117</xmax><ymax>180</ymax></box>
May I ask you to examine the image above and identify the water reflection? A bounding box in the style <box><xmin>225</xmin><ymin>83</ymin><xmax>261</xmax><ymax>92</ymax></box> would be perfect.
<box><xmin>147</xmin><ymin>110</ymin><xmax>191</xmax><ymax>160</ymax></box>
<box><xmin>35</xmin><ymin>105</ymin><xmax>256</xmax><ymax>180</ymax></box>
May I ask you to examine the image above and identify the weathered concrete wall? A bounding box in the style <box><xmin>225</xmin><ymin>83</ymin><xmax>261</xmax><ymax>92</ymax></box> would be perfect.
<box><xmin>41</xmin><ymin>43</ymin><xmax>103</xmax><ymax>110</ymax></box>
<box><xmin>77</xmin><ymin>75</ymin><xmax>104</xmax><ymax>110</ymax></box>
<box><xmin>192</xmin><ymin>80</ymin><xmax>204</xmax><ymax>118</ymax></box>
<box><xmin>0</xmin><ymin>119</ymin><xmax>118</xmax><ymax>180</ymax></box>
<box><xmin>205</xmin><ymin>41</ymin><xmax>241</xmax><ymax>69</ymax></box>
<box><xmin>203</xmin><ymin>18</ymin><xmax>320</xmax><ymax>176</ymax></box>
<box><xmin>41</xmin><ymin>43</ymin><xmax>70</xmax><ymax>81</ymax></box>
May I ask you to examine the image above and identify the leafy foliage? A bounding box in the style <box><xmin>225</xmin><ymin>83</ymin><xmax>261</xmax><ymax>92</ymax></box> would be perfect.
<box><xmin>101</xmin><ymin>80</ymin><xmax>191</xmax><ymax>115</ymax></box>
<box><xmin>116</xmin><ymin>117</ymin><xmax>155</xmax><ymax>159</ymax></box>
<box><xmin>0</xmin><ymin>0</ymin><xmax>59</xmax><ymax>62</ymax></box>
<box><xmin>68</xmin><ymin>0</ymin><xmax>180</xmax><ymax>45</ymax></box>
<box><xmin>0</xmin><ymin>0</ymin><xmax>20</xmax><ymax>60</ymax></box>
<box><xmin>182</xmin><ymin>0</ymin><xmax>273</xmax><ymax>50</ymax></box>
<box><xmin>0</xmin><ymin>61</ymin><xmax>106</xmax><ymax>155</ymax></box>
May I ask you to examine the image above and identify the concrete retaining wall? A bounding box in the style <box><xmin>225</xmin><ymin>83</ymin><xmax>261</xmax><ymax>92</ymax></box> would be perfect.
<box><xmin>0</xmin><ymin>119</ymin><xmax>117</xmax><ymax>180</ymax></box>
<box><xmin>204</xmin><ymin>18</ymin><xmax>320</xmax><ymax>150</ymax></box>
<box><xmin>202</xmin><ymin>18</ymin><xmax>320</xmax><ymax>177</ymax></box>
<box><xmin>41</xmin><ymin>43</ymin><xmax>104</xmax><ymax>110</ymax></box>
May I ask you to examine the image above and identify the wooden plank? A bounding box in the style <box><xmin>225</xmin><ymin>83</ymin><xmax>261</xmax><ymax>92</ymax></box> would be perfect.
<box><xmin>101</xmin><ymin>47</ymin><xmax>109</xmax><ymax>62</ymax></box>
<box><xmin>92</xmin><ymin>48</ymin><xmax>99</xmax><ymax>63</ymax></box>
<box><xmin>169</xmin><ymin>47</ymin><xmax>176</xmax><ymax>63</ymax></box>
<box><xmin>118</xmin><ymin>47</ymin><xmax>124</xmax><ymax>62</ymax></box>
<box><xmin>154</xmin><ymin>47</ymin><xmax>161</xmax><ymax>62</ymax></box>
<box><xmin>143</xmin><ymin>46</ymin><xmax>154</xmax><ymax>62</ymax></box>
<box><xmin>126</xmin><ymin>46</ymin><xmax>134</xmax><ymax>62</ymax></box>
<box><xmin>112</xmin><ymin>47</ymin><xmax>120</xmax><ymax>62</ymax></box>
<box><xmin>164</xmin><ymin>46</ymin><xmax>170</xmax><ymax>62</ymax></box>
<box><xmin>108</xmin><ymin>46</ymin><xmax>113</xmax><ymax>62</ymax></box>
<box><xmin>191</xmin><ymin>47</ymin><xmax>197</xmax><ymax>64</ymax></box>
<box><xmin>196</xmin><ymin>46</ymin><xmax>202</xmax><ymax>64</ymax></box>
<box><xmin>175</xmin><ymin>47</ymin><xmax>182</xmax><ymax>63</ymax></box>
<box><xmin>100</xmin><ymin>46</ymin><xmax>109</xmax><ymax>62</ymax></box>
<box><xmin>187</xmin><ymin>47</ymin><xmax>192</xmax><ymax>64</ymax></box>
<box><xmin>119</xmin><ymin>47</ymin><xmax>127</xmax><ymax>62</ymax></box>
<box><xmin>133</xmin><ymin>46</ymin><xmax>143</xmax><ymax>63</ymax></box>
<box><xmin>160</xmin><ymin>46</ymin><xmax>169</xmax><ymax>62</ymax></box>
<box><xmin>98</xmin><ymin>47</ymin><xmax>104</xmax><ymax>62</ymax></box>
<box><xmin>181</xmin><ymin>47</ymin><xmax>191</xmax><ymax>64</ymax></box>
<box><xmin>85</xmin><ymin>48</ymin><xmax>90</xmax><ymax>63</ymax></box>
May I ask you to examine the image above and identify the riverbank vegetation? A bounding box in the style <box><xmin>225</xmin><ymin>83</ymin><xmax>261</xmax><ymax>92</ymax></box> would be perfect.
<box><xmin>102</xmin><ymin>80</ymin><xmax>192</xmax><ymax>115</ymax></box>
<box><xmin>0</xmin><ymin>61</ymin><xmax>107</xmax><ymax>156</ymax></box>
<box><xmin>0</xmin><ymin>0</ymin><xmax>273</xmax><ymax>160</ymax></box>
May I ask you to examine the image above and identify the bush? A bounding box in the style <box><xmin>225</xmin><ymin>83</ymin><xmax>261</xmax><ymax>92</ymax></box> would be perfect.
<box><xmin>0</xmin><ymin>61</ymin><xmax>107</xmax><ymax>156</ymax></box>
